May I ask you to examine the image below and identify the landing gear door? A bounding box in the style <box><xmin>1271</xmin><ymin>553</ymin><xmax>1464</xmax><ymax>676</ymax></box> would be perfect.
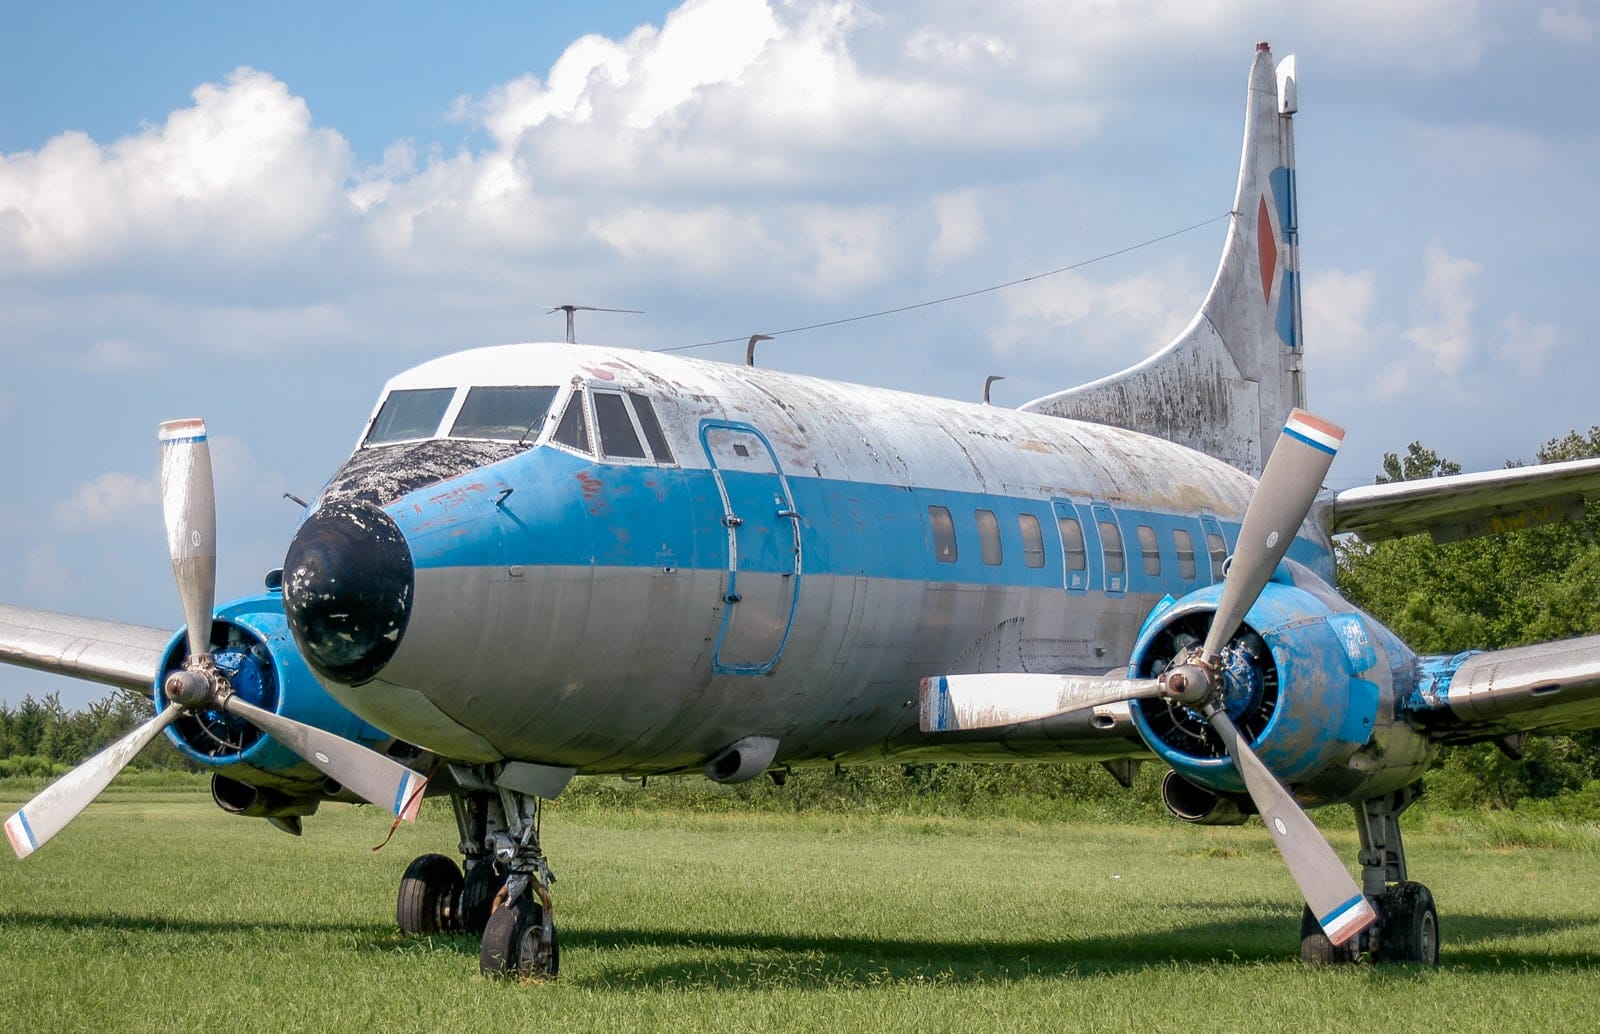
<box><xmin>700</xmin><ymin>422</ymin><xmax>802</xmax><ymax>675</ymax></box>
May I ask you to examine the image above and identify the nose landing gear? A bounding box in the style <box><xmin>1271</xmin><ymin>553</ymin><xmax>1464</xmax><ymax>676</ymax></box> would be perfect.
<box><xmin>394</xmin><ymin>764</ymin><xmax>571</xmax><ymax>979</ymax></box>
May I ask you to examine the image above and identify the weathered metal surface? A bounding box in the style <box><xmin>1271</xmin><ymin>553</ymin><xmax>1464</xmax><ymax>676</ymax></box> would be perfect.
<box><xmin>1425</xmin><ymin>635</ymin><xmax>1600</xmax><ymax>735</ymax></box>
<box><xmin>1326</xmin><ymin>456</ymin><xmax>1600</xmax><ymax>543</ymax></box>
<box><xmin>0</xmin><ymin>604</ymin><xmax>170</xmax><ymax>692</ymax></box>
<box><xmin>307</xmin><ymin>337</ymin><xmax>1267</xmax><ymax>775</ymax></box>
<box><xmin>1019</xmin><ymin>45</ymin><xmax>1304</xmax><ymax>476</ymax></box>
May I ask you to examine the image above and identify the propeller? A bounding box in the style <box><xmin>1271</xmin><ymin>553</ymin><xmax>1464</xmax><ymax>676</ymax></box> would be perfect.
<box><xmin>5</xmin><ymin>419</ymin><xmax>426</xmax><ymax>861</ymax></box>
<box><xmin>920</xmin><ymin>409</ymin><xmax>1376</xmax><ymax>945</ymax></box>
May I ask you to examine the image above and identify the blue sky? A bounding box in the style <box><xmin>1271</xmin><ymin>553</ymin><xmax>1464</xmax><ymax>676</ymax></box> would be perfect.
<box><xmin>3</xmin><ymin>0</ymin><xmax>1598</xmax><ymax>707</ymax></box>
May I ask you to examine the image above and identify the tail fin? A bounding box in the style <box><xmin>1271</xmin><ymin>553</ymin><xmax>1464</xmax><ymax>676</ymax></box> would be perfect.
<box><xmin>1019</xmin><ymin>42</ymin><xmax>1304</xmax><ymax>476</ymax></box>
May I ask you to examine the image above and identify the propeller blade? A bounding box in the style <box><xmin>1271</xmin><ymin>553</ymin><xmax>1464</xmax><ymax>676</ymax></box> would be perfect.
<box><xmin>221</xmin><ymin>695</ymin><xmax>426</xmax><ymax>821</ymax></box>
<box><xmin>1202</xmin><ymin>410</ymin><xmax>1343</xmax><ymax>661</ymax></box>
<box><xmin>921</xmin><ymin>673</ymin><xmax>1163</xmax><ymax>732</ymax></box>
<box><xmin>1206</xmin><ymin>708</ymin><xmax>1375</xmax><ymax>945</ymax></box>
<box><xmin>159</xmin><ymin>419</ymin><xmax>218</xmax><ymax>660</ymax></box>
<box><xmin>5</xmin><ymin>703</ymin><xmax>183</xmax><ymax>859</ymax></box>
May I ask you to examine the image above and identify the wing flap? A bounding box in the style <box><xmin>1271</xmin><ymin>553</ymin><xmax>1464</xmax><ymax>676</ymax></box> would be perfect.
<box><xmin>0</xmin><ymin>604</ymin><xmax>171</xmax><ymax>694</ymax></box>
<box><xmin>1327</xmin><ymin>457</ymin><xmax>1600</xmax><ymax>543</ymax></box>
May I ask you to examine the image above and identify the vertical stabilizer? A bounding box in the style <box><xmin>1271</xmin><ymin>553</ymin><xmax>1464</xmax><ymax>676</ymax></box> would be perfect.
<box><xmin>1019</xmin><ymin>43</ymin><xmax>1304</xmax><ymax>475</ymax></box>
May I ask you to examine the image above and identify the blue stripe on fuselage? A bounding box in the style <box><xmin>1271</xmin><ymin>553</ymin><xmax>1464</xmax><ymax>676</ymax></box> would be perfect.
<box><xmin>386</xmin><ymin>445</ymin><xmax>1335</xmax><ymax>590</ymax></box>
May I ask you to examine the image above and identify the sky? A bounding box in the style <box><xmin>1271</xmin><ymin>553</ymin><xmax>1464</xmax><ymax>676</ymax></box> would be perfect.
<box><xmin>2</xmin><ymin>0</ymin><xmax>1598</xmax><ymax>708</ymax></box>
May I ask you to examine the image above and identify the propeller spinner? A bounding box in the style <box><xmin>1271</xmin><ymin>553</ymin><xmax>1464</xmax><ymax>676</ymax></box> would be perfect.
<box><xmin>921</xmin><ymin>409</ymin><xmax>1376</xmax><ymax>945</ymax></box>
<box><xmin>5</xmin><ymin>419</ymin><xmax>426</xmax><ymax>860</ymax></box>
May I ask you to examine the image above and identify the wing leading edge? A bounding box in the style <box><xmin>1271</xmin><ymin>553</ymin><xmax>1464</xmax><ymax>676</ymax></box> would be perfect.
<box><xmin>1326</xmin><ymin>456</ymin><xmax>1600</xmax><ymax>544</ymax></box>
<box><xmin>0</xmin><ymin>604</ymin><xmax>170</xmax><ymax>694</ymax></box>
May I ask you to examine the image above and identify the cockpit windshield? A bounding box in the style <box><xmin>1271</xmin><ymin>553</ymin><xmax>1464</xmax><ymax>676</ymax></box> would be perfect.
<box><xmin>365</xmin><ymin>387</ymin><xmax>455</xmax><ymax>445</ymax></box>
<box><xmin>448</xmin><ymin>386</ymin><xmax>559</xmax><ymax>442</ymax></box>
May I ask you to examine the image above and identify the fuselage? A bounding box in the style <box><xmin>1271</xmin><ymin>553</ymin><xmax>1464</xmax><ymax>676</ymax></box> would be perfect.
<box><xmin>283</xmin><ymin>342</ymin><xmax>1335</xmax><ymax>775</ymax></box>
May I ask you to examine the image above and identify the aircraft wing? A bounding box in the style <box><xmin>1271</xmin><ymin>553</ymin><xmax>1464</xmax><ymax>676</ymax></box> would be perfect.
<box><xmin>1407</xmin><ymin>634</ymin><xmax>1600</xmax><ymax>743</ymax></box>
<box><xmin>1325</xmin><ymin>456</ymin><xmax>1600</xmax><ymax>543</ymax></box>
<box><xmin>0</xmin><ymin>604</ymin><xmax>170</xmax><ymax>694</ymax></box>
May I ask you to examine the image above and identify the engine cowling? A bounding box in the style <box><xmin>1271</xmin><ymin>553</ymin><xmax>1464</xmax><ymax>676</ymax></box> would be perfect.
<box><xmin>1128</xmin><ymin>562</ymin><xmax>1432</xmax><ymax>806</ymax></box>
<box><xmin>152</xmin><ymin>588</ymin><xmax>411</xmax><ymax>810</ymax></box>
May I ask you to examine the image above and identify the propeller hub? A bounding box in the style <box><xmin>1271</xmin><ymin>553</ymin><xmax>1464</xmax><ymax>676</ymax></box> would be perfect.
<box><xmin>283</xmin><ymin>499</ymin><xmax>414</xmax><ymax>686</ymax></box>
<box><xmin>163</xmin><ymin>667</ymin><xmax>214</xmax><ymax>710</ymax></box>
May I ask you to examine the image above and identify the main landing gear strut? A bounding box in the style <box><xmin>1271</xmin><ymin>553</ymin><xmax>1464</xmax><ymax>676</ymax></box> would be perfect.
<box><xmin>395</xmin><ymin>763</ymin><xmax>572</xmax><ymax>979</ymax></box>
<box><xmin>1300</xmin><ymin>785</ymin><xmax>1439</xmax><ymax>966</ymax></box>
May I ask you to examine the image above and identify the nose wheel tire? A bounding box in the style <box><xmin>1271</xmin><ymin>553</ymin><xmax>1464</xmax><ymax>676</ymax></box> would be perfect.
<box><xmin>480</xmin><ymin>895</ymin><xmax>559</xmax><ymax>980</ymax></box>
<box><xmin>397</xmin><ymin>853</ymin><xmax>464</xmax><ymax>935</ymax></box>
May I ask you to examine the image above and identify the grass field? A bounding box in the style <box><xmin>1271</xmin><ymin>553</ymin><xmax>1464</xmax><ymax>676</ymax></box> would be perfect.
<box><xmin>2</xmin><ymin>780</ymin><xmax>1598</xmax><ymax>1032</ymax></box>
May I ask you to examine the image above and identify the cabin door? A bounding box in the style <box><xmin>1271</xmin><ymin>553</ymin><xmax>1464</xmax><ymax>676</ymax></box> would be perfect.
<box><xmin>700</xmin><ymin>422</ymin><xmax>803</xmax><ymax>675</ymax></box>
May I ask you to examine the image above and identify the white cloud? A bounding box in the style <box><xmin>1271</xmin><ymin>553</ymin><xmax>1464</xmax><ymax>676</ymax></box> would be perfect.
<box><xmin>1402</xmin><ymin>240</ymin><xmax>1482</xmax><ymax>376</ymax></box>
<box><xmin>929</xmin><ymin>190</ymin><xmax>989</xmax><ymax>268</ymax></box>
<box><xmin>76</xmin><ymin>338</ymin><xmax>160</xmax><ymax>371</ymax></box>
<box><xmin>989</xmin><ymin>260</ymin><xmax>1203</xmax><ymax>368</ymax></box>
<box><xmin>52</xmin><ymin>471</ymin><xmax>159</xmax><ymax>529</ymax></box>
<box><xmin>1499</xmin><ymin>313</ymin><xmax>1567</xmax><ymax>376</ymax></box>
<box><xmin>0</xmin><ymin>68</ymin><xmax>352</xmax><ymax>273</ymax></box>
<box><xmin>1539</xmin><ymin>3</ymin><xmax>1597</xmax><ymax>43</ymax></box>
<box><xmin>22</xmin><ymin>545</ymin><xmax>73</xmax><ymax>600</ymax></box>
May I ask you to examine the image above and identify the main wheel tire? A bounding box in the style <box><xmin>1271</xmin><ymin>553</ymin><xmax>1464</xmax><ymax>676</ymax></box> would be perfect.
<box><xmin>397</xmin><ymin>853</ymin><xmax>464</xmax><ymax>935</ymax></box>
<box><xmin>1299</xmin><ymin>904</ymin><xmax>1360</xmax><ymax>964</ymax></box>
<box><xmin>459</xmin><ymin>860</ymin><xmax>502</xmax><ymax>936</ymax></box>
<box><xmin>1376</xmin><ymin>882</ymin><xmax>1439</xmax><ymax>965</ymax></box>
<box><xmin>480</xmin><ymin>895</ymin><xmax>559</xmax><ymax>980</ymax></box>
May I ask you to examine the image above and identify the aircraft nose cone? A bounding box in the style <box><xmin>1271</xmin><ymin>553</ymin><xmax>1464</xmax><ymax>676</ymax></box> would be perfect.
<box><xmin>283</xmin><ymin>499</ymin><xmax>414</xmax><ymax>686</ymax></box>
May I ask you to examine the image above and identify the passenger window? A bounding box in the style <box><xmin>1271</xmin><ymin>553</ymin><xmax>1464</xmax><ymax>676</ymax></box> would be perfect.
<box><xmin>1058</xmin><ymin>516</ymin><xmax>1087</xmax><ymax>573</ymax></box>
<box><xmin>929</xmin><ymin>505</ymin><xmax>958</xmax><ymax>563</ymax></box>
<box><xmin>1205</xmin><ymin>532</ymin><xmax>1227</xmax><ymax>581</ymax></box>
<box><xmin>1137</xmin><ymin>525</ymin><xmax>1160</xmax><ymax>576</ymax></box>
<box><xmin>1019</xmin><ymin>514</ymin><xmax>1046</xmax><ymax>569</ymax></box>
<box><xmin>364</xmin><ymin>387</ymin><xmax>455</xmax><ymax>445</ymax></box>
<box><xmin>629</xmin><ymin>393</ymin><xmax>675</xmax><ymax>464</ymax></box>
<box><xmin>1100</xmin><ymin>520</ymin><xmax>1125</xmax><ymax>576</ymax></box>
<box><xmin>552</xmin><ymin>391</ymin><xmax>590</xmax><ymax>453</ymax></box>
<box><xmin>449</xmin><ymin>386</ymin><xmax>559</xmax><ymax>441</ymax></box>
<box><xmin>594</xmin><ymin>392</ymin><xmax>645</xmax><ymax>459</ymax></box>
<box><xmin>1173</xmin><ymin>528</ymin><xmax>1197</xmax><ymax>580</ymax></box>
<box><xmin>976</xmin><ymin>509</ymin><xmax>1003</xmax><ymax>566</ymax></box>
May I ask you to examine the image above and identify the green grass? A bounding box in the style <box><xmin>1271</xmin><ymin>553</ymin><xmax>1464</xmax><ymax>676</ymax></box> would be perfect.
<box><xmin>2</xmin><ymin>784</ymin><xmax>1598</xmax><ymax>1032</ymax></box>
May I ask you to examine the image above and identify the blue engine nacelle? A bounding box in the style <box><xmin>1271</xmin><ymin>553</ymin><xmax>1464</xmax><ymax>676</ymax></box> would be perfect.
<box><xmin>1128</xmin><ymin>562</ymin><xmax>1432</xmax><ymax>807</ymax></box>
<box><xmin>152</xmin><ymin>589</ymin><xmax>408</xmax><ymax>817</ymax></box>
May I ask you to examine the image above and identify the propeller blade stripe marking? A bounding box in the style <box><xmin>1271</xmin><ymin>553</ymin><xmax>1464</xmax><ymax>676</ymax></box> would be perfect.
<box><xmin>1283</xmin><ymin>410</ymin><xmax>1343</xmax><ymax>454</ymax></box>
<box><xmin>1319</xmin><ymin>893</ymin><xmax>1377</xmax><ymax>945</ymax></box>
<box><xmin>5</xmin><ymin>810</ymin><xmax>39</xmax><ymax>858</ymax></box>
<box><xmin>158</xmin><ymin>419</ymin><xmax>207</xmax><ymax>445</ymax></box>
<box><xmin>395</xmin><ymin>771</ymin><xmax>427</xmax><ymax>823</ymax></box>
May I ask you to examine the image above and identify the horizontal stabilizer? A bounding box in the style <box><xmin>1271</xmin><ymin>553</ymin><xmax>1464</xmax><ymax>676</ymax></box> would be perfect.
<box><xmin>0</xmin><ymin>604</ymin><xmax>171</xmax><ymax>693</ymax></box>
<box><xmin>1327</xmin><ymin>457</ymin><xmax>1600</xmax><ymax>543</ymax></box>
<box><xmin>919</xmin><ymin>672</ymin><xmax>1162</xmax><ymax>733</ymax></box>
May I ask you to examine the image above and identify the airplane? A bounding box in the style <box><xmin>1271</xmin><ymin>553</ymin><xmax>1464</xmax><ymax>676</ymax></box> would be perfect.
<box><xmin>6</xmin><ymin>41</ymin><xmax>1600</xmax><ymax>978</ymax></box>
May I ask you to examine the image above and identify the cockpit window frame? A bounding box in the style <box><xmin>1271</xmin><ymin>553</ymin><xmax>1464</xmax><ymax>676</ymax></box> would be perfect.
<box><xmin>362</xmin><ymin>387</ymin><xmax>458</xmax><ymax>447</ymax></box>
<box><xmin>446</xmin><ymin>385</ymin><xmax>562</xmax><ymax>443</ymax></box>
<box><xmin>570</xmin><ymin>387</ymin><xmax>678</xmax><ymax>467</ymax></box>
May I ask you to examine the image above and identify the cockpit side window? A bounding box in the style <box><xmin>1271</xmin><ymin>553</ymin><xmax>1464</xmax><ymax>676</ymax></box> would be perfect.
<box><xmin>594</xmin><ymin>391</ymin><xmax>646</xmax><ymax>459</ymax></box>
<box><xmin>364</xmin><ymin>387</ymin><xmax>456</xmax><ymax>446</ymax></box>
<box><xmin>448</xmin><ymin>385</ymin><xmax>559</xmax><ymax>442</ymax></box>
<box><xmin>629</xmin><ymin>392</ymin><xmax>675</xmax><ymax>464</ymax></box>
<box><xmin>552</xmin><ymin>390</ymin><xmax>591</xmax><ymax>454</ymax></box>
